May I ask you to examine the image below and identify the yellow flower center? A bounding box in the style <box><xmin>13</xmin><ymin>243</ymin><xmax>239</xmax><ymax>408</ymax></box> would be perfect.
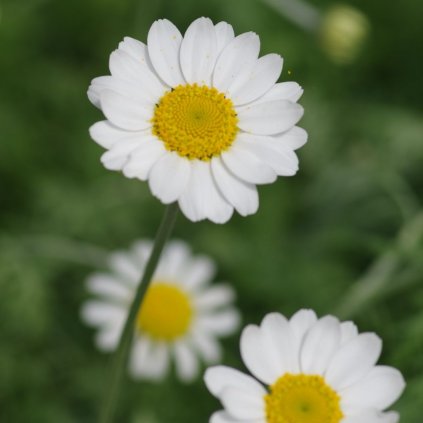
<box><xmin>136</xmin><ymin>283</ymin><xmax>193</xmax><ymax>341</ymax></box>
<box><xmin>152</xmin><ymin>84</ymin><xmax>239</xmax><ymax>161</ymax></box>
<box><xmin>265</xmin><ymin>374</ymin><xmax>343</xmax><ymax>423</ymax></box>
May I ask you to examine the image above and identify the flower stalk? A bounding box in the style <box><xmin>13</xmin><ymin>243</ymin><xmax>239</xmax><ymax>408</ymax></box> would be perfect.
<box><xmin>99</xmin><ymin>203</ymin><xmax>179</xmax><ymax>423</ymax></box>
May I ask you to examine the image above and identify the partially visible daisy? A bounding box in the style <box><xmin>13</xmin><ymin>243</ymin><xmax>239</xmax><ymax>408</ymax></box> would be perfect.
<box><xmin>88</xmin><ymin>17</ymin><xmax>307</xmax><ymax>224</ymax></box>
<box><xmin>81</xmin><ymin>240</ymin><xmax>240</xmax><ymax>382</ymax></box>
<box><xmin>205</xmin><ymin>310</ymin><xmax>405</xmax><ymax>423</ymax></box>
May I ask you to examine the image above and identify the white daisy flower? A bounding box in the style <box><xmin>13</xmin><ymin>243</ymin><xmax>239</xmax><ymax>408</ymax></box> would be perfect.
<box><xmin>205</xmin><ymin>310</ymin><xmax>405</xmax><ymax>423</ymax></box>
<box><xmin>81</xmin><ymin>240</ymin><xmax>240</xmax><ymax>382</ymax></box>
<box><xmin>88</xmin><ymin>17</ymin><xmax>307</xmax><ymax>224</ymax></box>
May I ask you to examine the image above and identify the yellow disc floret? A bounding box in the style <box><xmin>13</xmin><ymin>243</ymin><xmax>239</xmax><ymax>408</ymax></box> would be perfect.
<box><xmin>137</xmin><ymin>282</ymin><xmax>193</xmax><ymax>341</ymax></box>
<box><xmin>265</xmin><ymin>374</ymin><xmax>343</xmax><ymax>423</ymax></box>
<box><xmin>152</xmin><ymin>84</ymin><xmax>238</xmax><ymax>161</ymax></box>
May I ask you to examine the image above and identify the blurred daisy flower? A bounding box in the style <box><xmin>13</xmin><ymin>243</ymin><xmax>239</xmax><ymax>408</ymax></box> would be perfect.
<box><xmin>81</xmin><ymin>240</ymin><xmax>240</xmax><ymax>382</ymax></box>
<box><xmin>88</xmin><ymin>17</ymin><xmax>306</xmax><ymax>223</ymax></box>
<box><xmin>205</xmin><ymin>310</ymin><xmax>405</xmax><ymax>423</ymax></box>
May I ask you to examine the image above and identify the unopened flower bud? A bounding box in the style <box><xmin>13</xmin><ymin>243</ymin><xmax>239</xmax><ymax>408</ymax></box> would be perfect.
<box><xmin>319</xmin><ymin>4</ymin><xmax>370</xmax><ymax>64</ymax></box>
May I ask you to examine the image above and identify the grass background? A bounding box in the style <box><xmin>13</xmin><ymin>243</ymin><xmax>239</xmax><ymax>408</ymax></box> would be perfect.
<box><xmin>1</xmin><ymin>0</ymin><xmax>423</xmax><ymax>421</ymax></box>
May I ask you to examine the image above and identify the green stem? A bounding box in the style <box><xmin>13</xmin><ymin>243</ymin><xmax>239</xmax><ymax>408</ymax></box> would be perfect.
<box><xmin>99</xmin><ymin>203</ymin><xmax>179</xmax><ymax>423</ymax></box>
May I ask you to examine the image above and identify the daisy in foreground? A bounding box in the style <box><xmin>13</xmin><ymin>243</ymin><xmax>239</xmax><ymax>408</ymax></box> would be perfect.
<box><xmin>88</xmin><ymin>17</ymin><xmax>307</xmax><ymax>223</ymax></box>
<box><xmin>205</xmin><ymin>310</ymin><xmax>405</xmax><ymax>423</ymax></box>
<box><xmin>81</xmin><ymin>240</ymin><xmax>240</xmax><ymax>382</ymax></box>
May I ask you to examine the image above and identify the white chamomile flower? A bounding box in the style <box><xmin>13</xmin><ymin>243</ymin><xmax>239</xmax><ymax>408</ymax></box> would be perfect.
<box><xmin>81</xmin><ymin>240</ymin><xmax>240</xmax><ymax>382</ymax></box>
<box><xmin>88</xmin><ymin>17</ymin><xmax>307</xmax><ymax>224</ymax></box>
<box><xmin>205</xmin><ymin>310</ymin><xmax>405</xmax><ymax>423</ymax></box>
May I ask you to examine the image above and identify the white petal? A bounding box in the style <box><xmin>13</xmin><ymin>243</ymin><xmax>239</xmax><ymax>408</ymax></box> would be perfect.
<box><xmin>213</xmin><ymin>32</ymin><xmax>260</xmax><ymax>93</ymax></box>
<box><xmin>148</xmin><ymin>152</ymin><xmax>191</xmax><ymax>204</ymax></box>
<box><xmin>341</xmin><ymin>365</ymin><xmax>405</xmax><ymax>410</ymax></box>
<box><xmin>131</xmin><ymin>240</ymin><xmax>153</xmax><ymax>264</ymax></box>
<box><xmin>89</xmin><ymin>120</ymin><xmax>131</xmax><ymax>149</ymax></box>
<box><xmin>100</xmin><ymin>89</ymin><xmax>154</xmax><ymax>131</ymax></box>
<box><xmin>122</xmin><ymin>136</ymin><xmax>167</xmax><ymax>180</ymax></box>
<box><xmin>109</xmin><ymin>251</ymin><xmax>141</xmax><ymax>282</ymax></box>
<box><xmin>197</xmin><ymin>309</ymin><xmax>240</xmax><ymax>336</ymax></box>
<box><xmin>108</xmin><ymin>50</ymin><xmax>143</xmax><ymax>84</ymax></box>
<box><xmin>180</xmin><ymin>17</ymin><xmax>217</xmax><ymax>85</ymax></box>
<box><xmin>210</xmin><ymin>411</ymin><xmax>234</xmax><ymax>423</ymax></box>
<box><xmin>95</xmin><ymin>323</ymin><xmax>123</xmax><ymax>351</ymax></box>
<box><xmin>286</xmin><ymin>309</ymin><xmax>319</xmax><ymax>371</ymax></box>
<box><xmin>118</xmin><ymin>36</ymin><xmax>164</xmax><ymax>82</ymax></box>
<box><xmin>109</xmin><ymin>49</ymin><xmax>167</xmax><ymax>103</ymax></box>
<box><xmin>179</xmin><ymin>256</ymin><xmax>216</xmax><ymax>291</ymax></box>
<box><xmin>257</xmin><ymin>81</ymin><xmax>304</xmax><ymax>103</ymax></box>
<box><xmin>80</xmin><ymin>301</ymin><xmax>125</xmax><ymax>327</ymax></box>
<box><xmin>240</xmin><ymin>324</ymin><xmax>279</xmax><ymax>385</ymax></box>
<box><xmin>221</xmin><ymin>143</ymin><xmax>276</xmax><ymax>185</ymax></box>
<box><xmin>88</xmin><ymin>76</ymin><xmax>111</xmax><ymax>108</ymax></box>
<box><xmin>210</xmin><ymin>411</ymin><xmax>244</xmax><ymax>423</ymax></box>
<box><xmin>129</xmin><ymin>338</ymin><xmax>169</xmax><ymax>380</ymax></box>
<box><xmin>228</xmin><ymin>54</ymin><xmax>283</xmax><ymax>106</ymax></box>
<box><xmin>260</xmin><ymin>312</ymin><xmax>300</xmax><ymax>375</ymax></box>
<box><xmin>250</xmin><ymin>134</ymin><xmax>300</xmax><ymax>161</ymax></box>
<box><xmin>275</xmin><ymin>126</ymin><xmax>308</xmax><ymax>150</ymax></box>
<box><xmin>89</xmin><ymin>75</ymin><xmax>152</xmax><ymax>107</ymax></box>
<box><xmin>100</xmin><ymin>155</ymin><xmax>127</xmax><ymax>171</ymax></box>
<box><xmin>237</xmin><ymin>100</ymin><xmax>304</xmax><ymax>135</ymax></box>
<box><xmin>340</xmin><ymin>321</ymin><xmax>359</xmax><ymax>345</ymax></box>
<box><xmin>325</xmin><ymin>333</ymin><xmax>382</xmax><ymax>390</ymax></box>
<box><xmin>382</xmin><ymin>412</ymin><xmax>400</xmax><ymax>423</ymax></box>
<box><xmin>300</xmin><ymin>315</ymin><xmax>341</xmax><ymax>374</ymax></box>
<box><xmin>215</xmin><ymin>22</ymin><xmax>235</xmax><ymax>55</ymax></box>
<box><xmin>289</xmin><ymin>309</ymin><xmax>317</xmax><ymax>343</ymax></box>
<box><xmin>194</xmin><ymin>284</ymin><xmax>236</xmax><ymax>310</ymax></box>
<box><xmin>100</xmin><ymin>134</ymin><xmax>146</xmax><ymax>171</ymax></box>
<box><xmin>211</xmin><ymin>411</ymin><xmax>266</xmax><ymax>423</ymax></box>
<box><xmin>220</xmin><ymin>386</ymin><xmax>266</xmax><ymax>420</ymax></box>
<box><xmin>90</xmin><ymin>75</ymin><xmax>159</xmax><ymax>109</ymax></box>
<box><xmin>191</xmin><ymin>331</ymin><xmax>222</xmax><ymax>363</ymax></box>
<box><xmin>173</xmin><ymin>341</ymin><xmax>199</xmax><ymax>382</ymax></box>
<box><xmin>86</xmin><ymin>273</ymin><xmax>132</xmax><ymax>302</ymax></box>
<box><xmin>342</xmin><ymin>411</ymin><xmax>400</xmax><ymax>423</ymax></box>
<box><xmin>118</xmin><ymin>36</ymin><xmax>147</xmax><ymax>62</ymax></box>
<box><xmin>235</xmin><ymin>134</ymin><xmax>299</xmax><ymax>176</ymax></box>
<box><xmin>205</xmin><ymin>366</ymin><xmax>266</xmax><ymax>399</ymax></box>
<box><xmin>147</xmin><ymin>19</ymin><xmax>185</xmax><ymax>87</ymax></box>
<box><xmin>178</xmin><ymin>160</ymin><xmax>233</xmax><ymax>224</ymax></box>
<box><xmin>155</xmin><ymin>239</ymin><xmax>191</xmax><ymax>279</ymax></box>
<box><xmin>211</xmin><ymin>157</ymin><xmax>259</xmax><ymax>216</ymax></box>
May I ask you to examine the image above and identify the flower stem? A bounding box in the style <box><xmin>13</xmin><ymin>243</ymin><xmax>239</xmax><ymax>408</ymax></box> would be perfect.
<box><xmin>98</xmin><ymin>203</ymin><xmax>179</xmax><ymax>423</ymax></box>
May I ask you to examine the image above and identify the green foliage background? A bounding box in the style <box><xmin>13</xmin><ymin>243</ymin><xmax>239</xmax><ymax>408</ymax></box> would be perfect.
<box><xmin>1</xmin><ymin>0</ymin><xmax>423</xmax><ymax>421</ymax></box>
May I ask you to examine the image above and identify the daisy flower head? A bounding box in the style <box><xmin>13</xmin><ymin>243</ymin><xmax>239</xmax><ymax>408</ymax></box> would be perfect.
<box><xmin>88</xmin><ymin>17</ymin><xmax>307</xmax><ymax>224</ymax></box>
<box><xmin>205</xmin><ymin>310</ymin><xmax>405</xmax><ymax>423</ymax></box>
<box><xmin>81</xmin><ymin>240</ymin><xmax>240</xmax><ymax>382</ymax></box>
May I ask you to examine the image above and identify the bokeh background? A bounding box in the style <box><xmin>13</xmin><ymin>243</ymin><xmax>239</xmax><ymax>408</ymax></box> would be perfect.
<box><xmin>1</xmin><ymin>0</ymin><xmax>423</xmax><ymax>421</ymax></box>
